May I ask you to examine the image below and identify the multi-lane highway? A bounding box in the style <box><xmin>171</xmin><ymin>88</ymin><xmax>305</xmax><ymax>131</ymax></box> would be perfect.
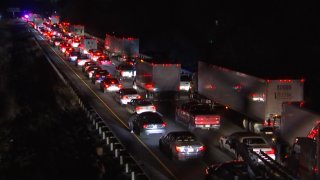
<box><xmin>31</xmin><ymin>24</ymin><xmax>247</xmax><ymax>180</ymax></box>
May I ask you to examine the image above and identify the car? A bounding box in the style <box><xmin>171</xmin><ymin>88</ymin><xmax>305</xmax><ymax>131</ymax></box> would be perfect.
<box><xmin>125</xmin><ymin>57</ymin><xmax>137</xmax><ymax>66</ymax></box>
<box><xmin>88</xmin><ymin>49</ymin><xmax>105</xmax><ymax>61</ymax></box>
<box><xmin>71</xmin><ymin>38</ymin><xmax>80</xmax><ymax>47</ymax></box>
<box><xmin>180</xmin><ymin>75</ymin><xmax>192</xmax><ymax>91</ymax></box>
<box><xmin>59</xmin><ymin>42</ymin><xmax>72</xmax><ymax>53</ymax></box>
<box><xmin>115</xmin><ymin>63</ymin><xmax>136</xmax><ymax>80</ymax></box>
<box><xmin>85</xmin><ymin>65</ymin><xmax>101</xmax><ymax>78</ymax></box>
<box><xmin>159</xmin><ymin>131</ymin><xmax>205</xmax><ymax>161</ymax></box>
<box><xmin>75</xmin><ymin>54</ymin><xmax>91</xmax><ymax>66</ymax></box>
<box><xmin>91</xmin><ymin>70</ymin><xmax>111</xmax><ymax>84</ymax></box>
<box><xmin>82</xmin><ymin>61</ymin><xmax>97</xmax><ymax>72</ymax></box>
<box><xmin>126</xmin><ymin>99</ymin><xmax>156</xmax><ymax>114</ymax></box>
<box><xmin>96</xmin><ymin>56</ymin><xmax>112</xmax><ymax>66</ymax></box>
<box><xmin>219</xmin><ymin>132</ymin><xmax>275</xmax><ymax>161</ymax></box>
<box><xmin>128</xmin><ymin>112</ymin><xmax>166</xmax><ymax>136</ymax></box>
<box><xmin>114</xmin><ymin>88</ymin><xmax>141</xmax><ymax>105</ymax></box>
<box><xmin>100</xmin><ymin>78</ymin><xmax>122</xmax><ymax>92</ymax></box>
<box><xmin>68</xmin><ymin>51</ymin><xmax>81</xmax><ymax>62</ymax></box>
<box><xmin>205</xmin><ymin>160</ymin><xmax>253</xmax><ymax>180</ymax></box>
<box><xmin>64</xmin><ymin>47</ymin><xmax>75</xmax><ymax>56</ymax></box>
<box><xmin>50</xmin><ymin>37</ymin><xmax>63</xmax><ymax>47</ymax></box>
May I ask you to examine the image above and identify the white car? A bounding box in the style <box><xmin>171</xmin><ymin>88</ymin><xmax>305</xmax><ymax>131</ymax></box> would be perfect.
<box><xmin>179</xmin><ymin>75</ymin><xmax>192</xmax><ymax>91</ymax></box>
<box><xmin>75</xmin><ymin>54</ymin><xmax>91</xmax><ymax>66</ymax></box>
<box><xmin>126</xmin><ymin>99</ymin><xmax>156</xmax><ymax>114</ymax></box>
<box><xmin>219</xmin><ymin>132</ymin><xmax>275</xmax><ymax>161</ymax></box>
<box><xmin>114</xmin><ymin>88</ymin><xmax>141</xmax><ymax>105</ymax></box>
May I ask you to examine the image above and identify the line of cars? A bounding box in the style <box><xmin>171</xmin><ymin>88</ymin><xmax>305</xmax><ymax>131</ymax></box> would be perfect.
<box><xmin>29</xmin><ymin>17</ymin><xmax>278</xmax><ymax>178</ymax></box>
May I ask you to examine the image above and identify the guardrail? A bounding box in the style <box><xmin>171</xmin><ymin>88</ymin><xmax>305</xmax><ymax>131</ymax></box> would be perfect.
<box><xmin>33</xmin><ymin>28</ymin><xmax>149</xmax><ymax>180</ymax></box>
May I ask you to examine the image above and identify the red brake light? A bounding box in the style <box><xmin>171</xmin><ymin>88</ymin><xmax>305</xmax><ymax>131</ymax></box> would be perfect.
<box><xmin>143</xmin><ymin>124</ymin><xmax>148</xmax><ymax>128</ymax></box>
<box><xmin>198</xmin><ymin>146</ymin><xmax>205</xmax><ymax>151</ymax></box>
<box><xmin>95</xmin><ymin>74</ymin><xmax>100</xmax><ymax>78</ymax></box>
<box><xmin>135</xmin><ymin>107</ymin><xmax>141</xmax><ymax>111</ymax></box>
<box><xmin>137</xmin><ymin>95</ymin><xmax>141</xmax><ymax>99</ymax></box>
<box><xmin>175</xmin><ymin>146</ymin><xmax>182</xmax><ymax>152</ymax></box>
<box><xmin>161</xmin><ymin>122</ymin><xmax>166</xmax><ymax>127</ymax></box>
<box><xmin>105</xmin><ymin>84</ymin><xmax>109</xmax><ymax>88</ymax></box>
<box><xmin>123</xmin><ymin>95</ymin><xmax>128</xmax><ymax>100</ymax></box>
<box><xmin>265</xmin><ymin>148</ymin><xmax>275</xmax><ymax>155</ymax></box>
<box><xmin>118</xmin><ymin>84</ymin><xmax>122</xmax><ymax>88</ymax></box>
<box><xmin>151</xmin><ymin>106</ymin><xmax>156</xmax><ymax>110</ymax></box>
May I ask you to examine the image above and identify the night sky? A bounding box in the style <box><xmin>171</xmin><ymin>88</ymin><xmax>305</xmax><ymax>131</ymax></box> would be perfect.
<box><xmin>2</xmin><ymin>0</ymin><xmax>320</xmax><ymax>110</ymax></box>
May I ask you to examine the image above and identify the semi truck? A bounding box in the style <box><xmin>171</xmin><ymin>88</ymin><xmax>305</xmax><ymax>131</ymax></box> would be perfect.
<box><xmin>70</xmin><ymin>25</ymin><xmax>84</xmax><ymax>37</ymax></box>
<box><xmin>79</xmin><ymin>38</ymin><xmax>97</xmax><ymax>54</ymax></box>
<box><xmin>281</xmin><ymin>102</ymin><xmax>320</xmax><ymax>145</ymax></box>
<box><xmin>104</xmin><ymin>34</ymin><xmax>139</xmax><ymax>59</ymax></box>
<box><xmin>49</xmin><ymin>15</ymin><xmax>59</xmax><ymax>24</ymax></box>
<box><xmin>133</xmin><ymin>59</ymin><xmax>181</xmax><ymax>99</ymax></box>
<box><xmin>197</xmin><ymin>61</ymin><xmax>304</xmax><ymax>133</ymax></box>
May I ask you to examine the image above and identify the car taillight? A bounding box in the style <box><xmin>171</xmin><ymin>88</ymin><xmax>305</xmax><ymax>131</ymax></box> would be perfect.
<box><xmin>118</xmin><ymin>84</ymin><xmax>122</xmax><ymax>88</ymax></box>
<box><xmin>137</xmin><ymin>95</ymin><xmax>141</xmax><ymax>99</ymax></box>
<box><xmin>161</xmin><ymin>122</ymin><xmax>166</xmax><ymax>127</ymax></box>
<box><xmin>95</xmin><ymin>74</ymin><xmax>100</xmax><ymax>78</ymax></box>
<box><xmin>175</xmin><ymin>146</ymin><xmax>182</xmax><ymax>152</ymax></box>
<box><xmin>265</xmin><ymin>148</ymin><xmax>275</xmax><ymax>155</ymax></box>
<box><xmin>198</xmin><ymin>146</ymin><xmax>205</xmax><ymax>151</ymax></box>
<box><xmin>151</xmin><ymin>106</ymin><xmax>156</xmax><ymax>110</ymax></box>
<box><xmin>143</xmin><ymin>124</ymin><xmax>148</xmax><ymax>128</ymax></box>
<box><xmin>105</xmin><ymin>84</ymin><xmax>109</xmax><ymax>88</ymax></box>
<box><xmin>123</xmin><ymin>96</ymin><xmax>128</xmax><ymax>100</ymax></box>
<box><xmin>135</xmin><ymin>107</ymin><xmax>141</xmax><ymax>111</ymax></box>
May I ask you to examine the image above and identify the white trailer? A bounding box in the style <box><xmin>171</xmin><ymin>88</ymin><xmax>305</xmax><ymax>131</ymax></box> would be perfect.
<box><xmin>70</xmin><ymin>25</ymin><xmax>84</xmax><ymax>37</ymax></box>
<box><xmin>49</xmin><ymin>15</ymin><xmax>59</xmax><ymax>24</ymax></box>
<box><xmin>281</xmin><ymin>103</ymin><xmax>320</xmax><ymax>145</ymax></box>
<box><xmin>80</xmin><ymin>38</ymin><xmax>97</xmax><ymax>54</ymax></box>
<box><xmin>197</xmin><ymin>61</ymin><xmax>304</xmax><ymax>133</ymax></box>
<box><xmin>104</xmin><ymin>34</ymin><xmax>139</xmax><ymax>58</ymax></box>
<box><xmin>133</xmin><ymin>59</ymin><xmax>181</xmax><ymax>99</ymax></box>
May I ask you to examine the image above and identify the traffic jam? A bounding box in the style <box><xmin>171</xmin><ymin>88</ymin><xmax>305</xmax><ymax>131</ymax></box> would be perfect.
<box><xmin>24</xmin><ymin>13</ymin><xmax>317</xmax><ymax>180</ymax></box>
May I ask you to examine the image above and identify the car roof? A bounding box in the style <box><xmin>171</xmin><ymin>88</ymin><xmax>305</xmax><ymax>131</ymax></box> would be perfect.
<box><xmin>137</xmin><ymin>112</ymin><xmax>163</xmax><ymax>121</ymax></box>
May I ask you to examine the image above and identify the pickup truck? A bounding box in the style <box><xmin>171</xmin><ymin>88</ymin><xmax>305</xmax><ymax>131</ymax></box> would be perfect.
<box><xmin>175</xmin><ymin>101</ymin><xmax>220</xmax><ymax>131</ymax></box>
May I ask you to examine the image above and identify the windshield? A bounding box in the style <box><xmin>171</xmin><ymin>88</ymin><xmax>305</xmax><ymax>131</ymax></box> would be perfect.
<box><xmin>180</xmin><ymin>75</ymin><xmax>191</xmax><ymax>81</ymax></box>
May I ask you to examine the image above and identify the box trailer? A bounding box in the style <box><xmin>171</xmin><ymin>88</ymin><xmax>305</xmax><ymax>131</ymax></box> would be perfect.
<box><xmin>79</xmin><ymin>38</ymin><xmax>97</xmax><ymax>54</ymax></box>
<box><xmin>197</xmin><ymin>61</ymin><xmax>304</xmax><ymax>133</ymax></box>
<box><xmin>104</xmin><ymin>34</ymin><xmax>139</xmax><ymax>59</ymax></box>
<box><xmin>133</xmin><ymin>59</ymin><xmax>180</xmax><ymax>99</ymax></box>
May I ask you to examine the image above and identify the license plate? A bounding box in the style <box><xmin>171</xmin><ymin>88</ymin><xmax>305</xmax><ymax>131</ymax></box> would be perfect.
<box><xmin>205</xmin><ymin>125</ymin><xmax>211</xmax><ymax>128</ymax></box>
<box><xmin>187</xmin><ymin>148</ymin><xmax>194</xmax><ymax>152</ymax></box>
<box><xmin>265</xmin><ymin>132</ymin><xmax>273</xmax><ymax>134</ymax></box>
<box><xmin>102</xmin><ymin>76</ymin><xmax>105</xmax><ymax>78</ymax></box>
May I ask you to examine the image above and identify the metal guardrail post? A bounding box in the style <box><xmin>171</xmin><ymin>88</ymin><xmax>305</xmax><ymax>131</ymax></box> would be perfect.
<box><xmin>125</xmin><ymin>163</ymin><xmax>129</xmax><ymax>173</ymax></box>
